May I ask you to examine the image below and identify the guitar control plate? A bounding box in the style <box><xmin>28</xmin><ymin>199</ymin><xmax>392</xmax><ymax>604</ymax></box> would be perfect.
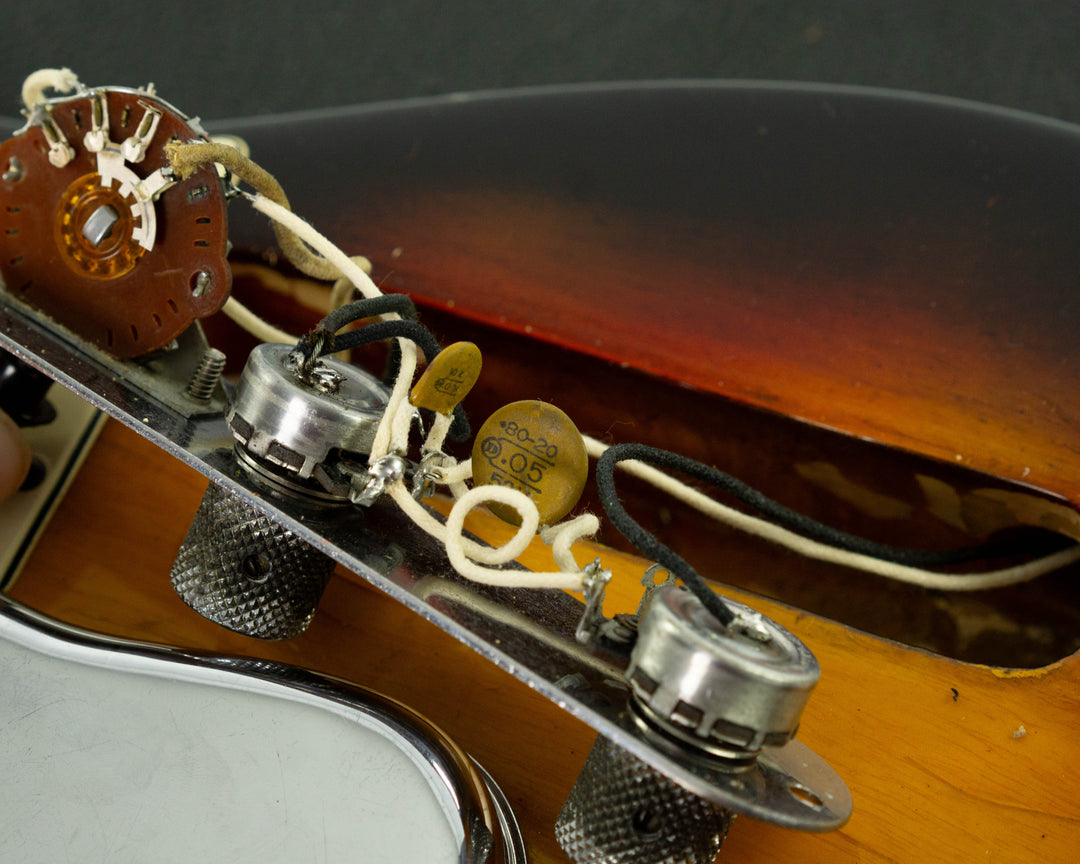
<box><xmin>0</xmin><ymin>299</ymin><xmax>852</xmax><ymax>832</ymax></box>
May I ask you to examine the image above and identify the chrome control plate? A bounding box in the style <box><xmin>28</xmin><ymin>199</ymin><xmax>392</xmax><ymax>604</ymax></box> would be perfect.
<box><xmin>0</xmin><ymin>300</ymin><xmax>852</xmax><ymax>830</ymax></box>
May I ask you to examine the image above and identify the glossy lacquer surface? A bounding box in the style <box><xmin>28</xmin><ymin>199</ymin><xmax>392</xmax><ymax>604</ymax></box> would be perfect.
<box><xmin>222</xmin><ymin>83</ymin><xmax>1080</xmax><ymax>512</ymax></box>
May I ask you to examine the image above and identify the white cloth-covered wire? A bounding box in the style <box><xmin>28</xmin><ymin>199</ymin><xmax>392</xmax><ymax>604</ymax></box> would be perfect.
<box><xmin>388</xmin><ymin>483</ymin><xmax>595</xmax><ymax>590</ymax></box>
<box><xmin>249</xmin><ymin>193</ymin><xmax>416</xmax><ymax>460</ymax></box>
<box><xmin>386</xmin><ymin>483</ymin><xmax>530</xmax><ymax>565</ymax></box>
<box><xmin>582</xmin><ymin>434</ymin><xmax>1080</xmax><ymax>590</ymax></box>
<box><xmin>541</xmin><ymin>514</ymin><xmax>602</xmax><ymax>573</ymax></box>
<box><xmin>379</xmin><ymin>351</ymin><xmax>419</xmax><ymax>458</ymax></box>
<box><xmin>424</xmin><ymin>454</ymin><xmax>471</xmax><ymax>500</ymax></box>
<box><xmin>22</xmin><ymin>67</ymin><xmax>80</xmax><ymax>110</ymax></box>
<box><xmin>433</xmin><ymin>457</ymin><xmax>473</xmax><ymax>486</ymax></box>
<box><xmin>250</xmin><ymin>195</ymin><xmax>380</xmax><ymax>299</ymax></box>
<box><xmin>222</xmin><ymin>297</ymin><xmax>297</xmax><ymax>344</ymax></box>
<box><xmin>328</xmin><ymin>257</ymin><xmax>374</xmax><ymax>312</ymax></box>
<box><xmin>422</xmin><ymin>413</ymin><xmax>455</xmax><ymax>455</ymax></box>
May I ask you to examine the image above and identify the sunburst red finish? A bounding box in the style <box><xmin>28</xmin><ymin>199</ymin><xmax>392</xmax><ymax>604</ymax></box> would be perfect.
<box><xmin>224</xmin><ymin>84</ymin><xmax>1080</xmax><ymax>512</ymax></box>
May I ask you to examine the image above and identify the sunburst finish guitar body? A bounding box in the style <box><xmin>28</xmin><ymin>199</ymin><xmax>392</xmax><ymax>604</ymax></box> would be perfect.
<box><xmin>3</xmin><ymin>82</ymin><xmax>1079</xmax><ymax>862</ymax></box>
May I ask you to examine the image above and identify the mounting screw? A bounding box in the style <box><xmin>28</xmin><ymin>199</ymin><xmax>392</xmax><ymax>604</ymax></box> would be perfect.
<box><xmin>185</xmin><ymin>348</ymin><xmax>226</xmax><ymax>402</ymax></box>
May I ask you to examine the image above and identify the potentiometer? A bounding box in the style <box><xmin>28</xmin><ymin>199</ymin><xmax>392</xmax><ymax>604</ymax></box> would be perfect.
<box><xmin>171</xmin><ymin>342</ymin><xmax>394</xmax><ymax>639</ymax></box>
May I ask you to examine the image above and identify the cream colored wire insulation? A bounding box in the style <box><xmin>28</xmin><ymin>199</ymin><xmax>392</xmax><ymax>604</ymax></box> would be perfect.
<box><xmin>388</xmin><ymin>483</ymin><xmax>595</xmax><ymax>590</ymax></box>
<box><xmin>221</xmin><ymin>297</ymin><xmax>298</xmax><ymax>344</ymax></box>
<box><xmin>434</xmin><ymin>458</ymin><xmax>473</xmax><ymax>486</ymax></box>
<box><xmin>431</xmin><ymin>454</ymin><xmax>472</xmax><ymax>500</ymax></box>
<box><xmin>541</xmin><ymin>514</ymin><xmax>603</xmax><ymax>574</ymax></box>
<box><xmin>21</xmin><ymin>67</ymin><xmax>80</xmax><ymax>110</ymax></box>
<box><xmin>328</xmin><ymin>261</ymin><xmax>374</xmax><ymax>310</ymax></box>
<box><xmin>422</xmin><ymin>412</ymin><xmax>455</xmax><ymax>455</ymax></box>
<box><xmin>182</xmin><ymin>140</ymin><xmax>1077</xmax><ymax>594</ymax></box>
<box><xmin>581</xmin><ymin>434</ymin><xmax>1080</xmax><ymax>590</ymax></box>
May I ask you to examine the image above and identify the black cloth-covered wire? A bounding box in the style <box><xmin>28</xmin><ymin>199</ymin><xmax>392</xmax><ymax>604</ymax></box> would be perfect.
<box><xmin>316</xmin><ymin>319</ymin><xmax>443</xmax><ymax>364</ymax></box>
<box><xmin>295</xmin><ymin>295</ymin><xmax>421</xmax><ymax>362</ymax></box>
<box><xmin>295</xmin><ymin>298</ymin><xmax>470</xmax><ymax>442</ymax></box>
<box><xmin>320</xmin><ymin>294</ymin><xmax>418</xmax><ymax>330</ymax></box>
<box><xmin>596</xmin><ymin>444</ymin><xmax>737</xmax><ymax>626</ymax></box>
<box><xmin>600</xmin><ymin>444</ymin><xmax>1071</xmax><ymax>609</ymax></box>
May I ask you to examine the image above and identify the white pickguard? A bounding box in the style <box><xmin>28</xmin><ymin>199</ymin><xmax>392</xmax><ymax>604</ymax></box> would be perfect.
<box><xmin>0</xmin><ymin>610</ymin><xmax>468</xmax><ymax>863</ymax></box>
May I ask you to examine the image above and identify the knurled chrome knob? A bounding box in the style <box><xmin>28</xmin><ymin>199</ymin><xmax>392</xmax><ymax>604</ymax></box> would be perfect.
<box><xmin>555</xmin><ymin>735</ymin><xmax>734</xmax><ymax>864</ymax></box>
<box><xmin>626</xmin><ymin>585</ymin><xmax>820</xmax><ymax>757</ymax></box>
<box><xmin>557</xmin><ymin>587</ymin><xmax>848</xmax><ymax>863</ymax></box>
<box><xmin>171</xmin><ymin>342</ymin><xmax>392</xmax><ymax>638</ymax></box>
<box><xmin>170</xmin><ymin>482</ymin><xmax>335</xmax><ymax>640</ymax></box>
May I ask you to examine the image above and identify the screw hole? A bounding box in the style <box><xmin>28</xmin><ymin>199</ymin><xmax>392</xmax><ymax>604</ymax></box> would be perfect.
<box><xmin>789</xmin><ymin>783</ymin><xmax>824</xmax><ymax>809</ymax></box>
<box><xmin>631</xmin><ymin>807</ymin><xmax>662</xmax><ymax>837</ymax></box>
<box><xmin>242</xmin><ymin>553</ymin><xmax>272</xmax><ymax>584</ymax></box>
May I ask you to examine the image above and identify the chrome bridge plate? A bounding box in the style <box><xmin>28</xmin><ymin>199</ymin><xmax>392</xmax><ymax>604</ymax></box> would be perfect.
<box><xmin>0</xmin><ymin>301</ymin><xmax>852</xmax><ymax>830</ymax></box>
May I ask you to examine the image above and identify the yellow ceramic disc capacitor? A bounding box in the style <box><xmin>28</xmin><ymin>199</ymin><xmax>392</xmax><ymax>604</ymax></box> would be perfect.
<box><xmin>472</xmin><ymin>400</ymin><xmax>588</xmax><ymax>525</ymax></box>
<box><xmin>410</xmin><ymin>342</ymin><xmax>483</xmax><ymax>415</ymax></box>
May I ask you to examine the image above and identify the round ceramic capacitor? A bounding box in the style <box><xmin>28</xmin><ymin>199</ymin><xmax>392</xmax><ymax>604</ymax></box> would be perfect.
<box><xmin>409</xmin><ymin>341</ymin><xmax>482</xmax><ymax>415</ymax></box>
<box><xmin>472</xmin><ymin>400</ymin><xmax>588</xmax><ymax>525</ymax></box>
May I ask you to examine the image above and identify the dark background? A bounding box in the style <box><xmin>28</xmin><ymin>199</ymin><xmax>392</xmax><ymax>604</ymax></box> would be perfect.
<box><xmin>1</xmin><ymin>1</ymin><xmax>1078</xmax><ymax>123</ymax></box>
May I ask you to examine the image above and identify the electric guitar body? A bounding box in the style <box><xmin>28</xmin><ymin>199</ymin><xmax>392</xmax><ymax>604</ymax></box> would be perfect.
<box><xmin>4</xmin><ymin>83</ymin><xmax>1080</xmax><ymax>862</ymax></box>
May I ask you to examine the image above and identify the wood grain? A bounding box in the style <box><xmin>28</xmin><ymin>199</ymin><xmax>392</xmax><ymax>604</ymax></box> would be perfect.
<box><xmin>10</xmin><ymin>419</ymin><xmax>1080</xmax><ymax>863</ymax></box>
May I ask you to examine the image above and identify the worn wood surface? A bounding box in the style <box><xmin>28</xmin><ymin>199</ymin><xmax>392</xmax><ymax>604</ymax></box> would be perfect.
<box><xmin>10</xmin><ymin>419</ymin><xmax>1080</xmax><ymax>863</ymax></box>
